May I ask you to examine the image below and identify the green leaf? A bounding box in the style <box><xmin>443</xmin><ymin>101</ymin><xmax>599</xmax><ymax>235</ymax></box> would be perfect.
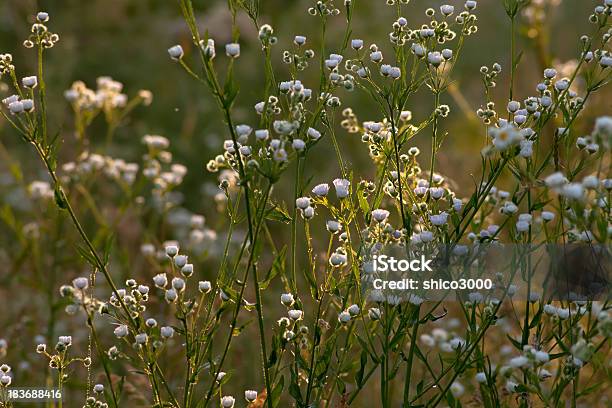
<box><xmin>260</xmin><ymin>246</ymin><xmax>286</xmax><ymax>289</ymax></box>
<box><xmin>76</xmin><ymin>245</ymin><xmax>97</xmax><ymax>268</ymax></box>
<box><xmin>54</xmin><ymin>185</ymin><xmax>68</xmax><ymax>210</ymax></box>
<box><xmin>265</xmin><ymin>202</ymin><xmax>292</xmax><ymax>224</ymax></box>
<box><xmin>103</xmin><ymin>234</ymin><xmax>115</xmax><ymax>266</ymax></box>
<box><xmin>289</xmin><ymin>367</ymin><xmax>303</xmax><ymax>404</ymax></box>
<box><xmin>271</xmin><ymin>375</ymin><xmax>284</xmax><ymax>406</ymax></box>
<box><xmin>356</xmin><ymin>350</ymin><xmax>367</xmax><ymax>387</ymax></box>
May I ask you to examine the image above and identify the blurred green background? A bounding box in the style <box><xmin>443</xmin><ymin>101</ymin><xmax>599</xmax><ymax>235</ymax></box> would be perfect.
<box><xmin>1</xmin><ymin>0</ymin><xmax>609</xmax><ymax>208</ymax></box>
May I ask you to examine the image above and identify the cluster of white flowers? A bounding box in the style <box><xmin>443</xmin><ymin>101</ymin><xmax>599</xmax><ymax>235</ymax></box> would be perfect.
<box><xmin>64</xmin><ymin>77</ymin><xmax>151</xmax><ymax>119</ymax></box>
<box><xmin>61</xmin><ymin>152</ymin><xmax>139</xmax><ymax>185</ymax></box>
<box><xmin>22</xmin><ymin>12</ymin><xmax>59</xmax><ymax>49</ymax></box>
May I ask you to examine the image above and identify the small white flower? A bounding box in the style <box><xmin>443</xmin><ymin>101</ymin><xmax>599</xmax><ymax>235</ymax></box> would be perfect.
<box><xmin>534</xmin><ymin>350</ymin><xmax>549</xmax><ymax>363</ymax></box>
<box><xmin>543</xmin><ymin>68</ymin><xmax>557</xmax><ymax>79</ymax></box>
<box><xmin>420</xmin><ymin>334</ymin><xmax>435</xmax><ymax>347</ymax></box>
<box><xmin>281</xmin><ymin>293</ymin><xmax>295</xmax><ymax>306</ymax></box>
<box><xmin>198</xmin><ymin>281</ymin><xmax>212</xmax><ymax>293</ymax></box>
<box><xmin>255</xmin><ymin>129</ymin><xmax>269</xmax><ymax>140</ymax></box>
<box><xmin>225</xmin><ymin>43</ymin><xmax>240</xmax><ymax>58</ymax></box>
<box><xmin>172</xmin><ymin>277</ymin><xmax>185</xmax><ymax>292</ymax></box>
<box><xmin>586</xmin><ymin>143</ymin><xmax>599</xmax><ymax>154</ymax></box>
<box><xmin>351</xmin><ymin>39</ymin><xmax>363</xmax><ymax>50</ymax></box>
<box><xmin>338</xmin><ymin>311</ymin><xmax>351</xmax><ymax>323</ymax></box>
<box><xmin>370</xmin><ymin>51</ymin><xmax>383</xmax><ymax>63</ymax></box>
<box><xmin>161</xmin><ymin>326</ymin><xmax>174</xmax><ymax>338</ymax></box>
<box><xmin>294</xmin><ymin>35</ymin><xmax>306</xmax><ymax>46</ymax></box>
<box><xmin>465</xmin><ymin>1</ymin><xmax>477</xmax><ymax>10</ymax></box>
<box><xmin>544</xmin><ymin>172</ymin><xmax>567</xmax><ymax>188</ymax></box>
<box><xmin>312</xmin><ymin>183</ymin><xmax>330</xmax><ymax>196</ymax></box>
<box><xmin>20</xmin><ymin>99</ymin><xmax>34</xmax><ymax>112</ymax></box>
<box><xmin>475</xmin><ymin>372</ymin><xmax>487</xmax><ymax>383</ymax></box>
<box><xmin>508</xmin><ymin>355</ymin><xmax>529</xmax><ymax>368</ymax></box>
<box><xmin>449</xmin><ymin>337</ymin><xmax>465</xmax><ymax>350</ymax></box>
<box><xmin>201</xmin><ymin>39</ymin><xmax>216</xmax><ymax>59</ymax></box>
<box><xmin>181</xmin><ymin>264</ymin><xmax>194</xmax><ymax>277</ymax></box>
<box><xmin>519</xmin><ymin>139</ymin><xmax>533</xmax><ymax>157</ymax></box>
<box><xmin>73</xmin><ymin>277</ymin><xmax>89</xmax><ymax>290</ymax></box>
<box><xmin>154</xmin><ymin>273</ymin><xmax>168</xmax><ymax>288</ymax></box>
<box><xmin>389</xmin><ymin>66</ymin><xmax>401</xmax><ymax>79</ymax></box>
<box><xmin>221</xmin><ymin>396</ymin><xmax>235</xmax><ymax>408</ymax></box>
<box><xmin>541</xmin><ymin>211</ymin><xmax>555</xmax><ymax>222</ymax></box>
<box><xmin>244</xmin><ymin>390</ymin><xmax>258</xmax><ymax>402</ymax></box>
<box><xmin>452</xmin><ymin>198</ymin><xmax>463</xmax><ymax>212</ymax></box>
<box><xmin>165</xmin><ymin>245</ymin><xmax>179</xmax><ymax>257</ymax></box>
<box><xmin>333</xmin><ymin>178</ymin><xmax>350</xmax><ymax>198</ymax></box>
<box><xmin>505</xmin><ymin>380</ymin><xmax>518</xmax><ymax>393</ymax></box>
<box><xmin>114</xmin><ymin>325</ymin><xmax>128</xmax><ymax>338</ymax></box>
<box><xmin>501</xmin><ymin>201</ymin><xmax>518</xmax><ymax>215</ymax></box>
<box><xmin>594</xmin><ymin>116</ymin><xmax>612</xmax><ymax>136</ymax></box>
<box><xmin>420</xmin><ymin>230</ymin><xmax>434</xmax><ymax>242</ymax></box>
<box><xmin>440</xmin><ymin>5</ymin><xmax>455</xmax><ymax>16</ymax></box>
<box><xmin>557</xmin><ymin>308</ymin><xmax>570</xmax><ymax>320</ymax></box>
<box><xmin>449</xmin><ymin>381</ymin><xmax>464</xmax><ymax>398</ymax></box>
<box><xmin>543</xmin><ymin>304</ymin><xmax>557</xmax><ymax>316</ymax></box>
<box><xmin>599</xmin><ymin>56</ymin><xmax>612</xmax><ymax>68</ymax></box>
<box><xmin>307</xmin><ymin>127</ymin><xmax>322</xmax><ymax>140</ymax></box>
<box><xmin>528</xmin><ymin>292</ymin><xmax>541</xmax><ymax>302</ymax></box>
<box><xmin>174</xmin><ymin>254</ymin><xmax>188</xmax><ymax>268</ymax></box>
<box><xmin>427</xmin><ymin>51</ymin><xmax>443</xmax><ymax>67</ymax></box>
<box><xmin>302</xmin><ymin>206</ymin><xmax>315</xmax><ymax>219</ymax></box>
<box><xmin>296</xmin><ymin>197</ymin><xmax>311</xmax><ymax>209</ymax></box>
<box><xmin>411</xmin><ymin>43</ymin><xmax>426</xmax><ymax>57</ymax></box>
<box><xmin>582</xmin><ymin>175</ymin><xmax>599</xmax><ymax>189</ymax></box>
<box><xmin>236</xmin><ymin>124</ymin><xmax>252</xmax><ymax>138</ymax></box>
<box><xmin>490</xmin><ymin>125</ymin><xmax>522</xmax><ymax>151</ymax></box>
<box><xmin>292</xmin><ymin>138</ymin><xmax>306</xmax><ymax>151</ymax></box>
<box><xmin>2</xmin><ymin>95</ymin><xmax>18</xmax><ymax>107</ymax></box>
<box><xmin>560</xmin><ymin>183</ymin><xmax>584</xmax><ymax>200</ymax></box>
<box><xmin>429</xmin><ymin>212</ymin><xmax>448</xmax><ymax>226</ymax></box>
<box><xmin>163</xmin><ymin>288</ymin><xmax>178</xmax><ymax>303</ymax></box>
<box><xmin>554</xmin><ymin>79</ymin><xmax>569</xmax><ymax>91</ymax></box>
<box><xmin>283</xmin><ymin>330</ymin><xmax>295</xmax><ymax>341</ymax></box>
<box><xmin>329</xmin><ymin>252</ymin><xmax>348</xmax><ymax>267</ymax></box>
<box><xmin>357</xmin><ymin>67</ymin><xmax>369</xmax><ymax>78</ymax></box>
<box><xmin>516</xmin><ymin>220</ymin><xmax>530</xmax><ymax>233</ymax></box>
<box><xmin>58</xmin><ymin>336</ymin><xmax>72</xmax><ymax>346</ymax></box>
<box><xmin>347</xmin><ymin>304</ymin><xmax>360</xmax><ymax>316</ymax></box>
<box><xmin>429</xmin><ymin>187</ymin><xmax>445</xmax><ymax>199</ymax></box>
<box><xmin>22</xmin><ymin>76</ymin><xmax>38</xmax><ymax>88</ymax></box>
<box><xmin>8</xmin><ymin>101</ymin><xmax>24</xmax><ymax>114</ymax></box>
<box><xmin>507</xmin><ymin>100</ymin><xmax>520</xmax><ymax>113</ymax></box>
<box><xmin>326</xmin><ymin>220</ymin><xmax>342</xmax><ymax>233</ymax></box>
<box><xmin>288</xmin><ymin>309</ymin><xmax>303</xmax><ymax>320</ymax></box>
<box><xmin>368</xmin><ymin>308</ymin><xmax>381</xmax><ymax>320</ymax></box>
<box><xmin>371</xmin><ymin>209</ymin><xmax>390</xmax><ymax>223</ymax></box>
<box><xmin>539</xmin><ymin>368</ymin><xmax>552</xmax><ymax>380</ymax></box>
<box><xmin>37</xmin><ymin>12</ymin><xmax>49</xmax><ymax>22</ymax></box>
<box><xmin>135</xmin><ymin>333</ymin><xmax>148</xmax><ymax>345</ymax></box>
<box><xmin>168</xmin><ymin>45</ymin><xmax>184</xmax><ymax>60</ymax></box>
